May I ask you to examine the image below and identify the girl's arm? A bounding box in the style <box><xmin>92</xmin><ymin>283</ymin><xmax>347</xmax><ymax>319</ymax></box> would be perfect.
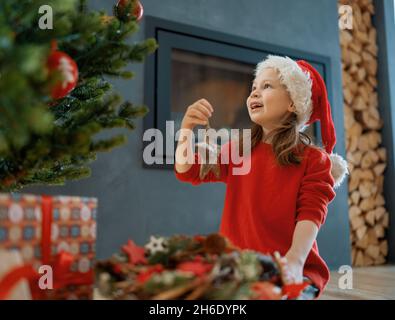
<box><xmin>174</xmin><ymin>127</ymin><xmax>194</xmax><ymax>174</ymax></box>
<box><xmin>283</xmin><ymin>220</ymin><xmax>319</xmax><ymax>284</ymax></box>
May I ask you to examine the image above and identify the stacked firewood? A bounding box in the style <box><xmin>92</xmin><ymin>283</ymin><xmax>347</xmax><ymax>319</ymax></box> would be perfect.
<box><xmin>339</xmin><ymin>0</ymin><xmax>388</xmax><ymax>266</ymax></box>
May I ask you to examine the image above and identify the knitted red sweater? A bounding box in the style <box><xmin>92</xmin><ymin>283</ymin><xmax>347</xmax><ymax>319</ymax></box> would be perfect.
<box><xmin>174</xmin><ymin>140</ymin><xmax>336</xmax><ymax>296</ymax></box>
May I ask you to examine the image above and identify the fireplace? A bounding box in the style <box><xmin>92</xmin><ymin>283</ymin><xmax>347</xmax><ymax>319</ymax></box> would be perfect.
<box><xmin>143</xmin><ymin>16</ymin><xmax>332</xmax><ymax>169</ymax></box>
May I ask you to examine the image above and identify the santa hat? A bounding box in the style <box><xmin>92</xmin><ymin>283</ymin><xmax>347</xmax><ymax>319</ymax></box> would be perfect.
<box><xmin>256</xmin><ymin>55</ymin><xmax>349</xmax><ymax>188</ymax></box>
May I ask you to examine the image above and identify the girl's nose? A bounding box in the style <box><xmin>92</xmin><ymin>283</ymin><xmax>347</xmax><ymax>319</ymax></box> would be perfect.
<box><xmin>250</xmin><ymin>90</ymin><xmax>259</xmax><ymax>98</ymax></box>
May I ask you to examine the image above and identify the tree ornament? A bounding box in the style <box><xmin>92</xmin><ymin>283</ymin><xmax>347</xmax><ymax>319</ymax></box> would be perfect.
<box><xmin>47</xmin><ymin>41</ymin><xmax>79</xmax><ymax>100</ymax></box>
<box><xmin>115</xmin><ymin>0</ymin><xmax>144</xmax><ymax>22</ymax></box>
<box><xmin>196</xmin><ymin>121</ymin><xmax>221</xmax><ymax>180</ymax></box>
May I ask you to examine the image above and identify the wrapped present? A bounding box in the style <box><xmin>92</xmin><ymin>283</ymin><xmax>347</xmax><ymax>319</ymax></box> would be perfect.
<box><xmin>95</xmin><ymin>234</ymin><xmax>312</xmax><ymax>300</ymax></box>
<box><xmin>0</xmin><ymin>193</ymin><xmax>97</xmax><ymax>300</ymax></box>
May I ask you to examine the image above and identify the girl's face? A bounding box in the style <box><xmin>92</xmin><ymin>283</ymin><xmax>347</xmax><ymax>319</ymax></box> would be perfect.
<box><xmin>246</xmin><ymin>67</ymin><xmax>296</xmax><ymax>132</ymax></box>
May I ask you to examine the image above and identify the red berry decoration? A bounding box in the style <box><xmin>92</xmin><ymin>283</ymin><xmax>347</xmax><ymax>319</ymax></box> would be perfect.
<box><xmin>115</xmin><ymin>0</ymin><xmax>144</xmax><ymax>22</ymax></box>
<box><xmin>47</xmin><ymin>41</ymin><xmax>78</xmax><ymax>100</ymax></box>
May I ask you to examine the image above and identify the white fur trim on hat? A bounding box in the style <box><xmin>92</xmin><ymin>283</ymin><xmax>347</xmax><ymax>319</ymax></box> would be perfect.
<box><xmin>329</xmin><ymin>153</ymin><xmax>349</xmax><ymax>189</ymax></box>
<box><xmin>255</xmin><ymin>55</ymin><xmax>313</xmax><ymax>131</ymax></box>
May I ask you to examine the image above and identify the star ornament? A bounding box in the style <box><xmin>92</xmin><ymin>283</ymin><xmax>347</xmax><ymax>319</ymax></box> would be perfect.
<box><xmin>122</xmin><ymin>239</ymin><xmax>147</xmax><ymax>265</ymax></box>
<box><xmin>145</xmin><ymin>236</ymin><xmax>168</xmax><ymax>255</ymax></box>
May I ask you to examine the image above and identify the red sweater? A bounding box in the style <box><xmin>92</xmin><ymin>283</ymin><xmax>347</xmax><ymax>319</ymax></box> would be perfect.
<box><xmin>174</xmin><ymin>140</ymin><xmax>336</xmax><ymax>296</ymax></box>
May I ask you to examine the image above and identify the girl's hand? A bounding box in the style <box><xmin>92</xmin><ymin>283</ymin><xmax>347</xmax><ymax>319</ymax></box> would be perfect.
<box><xmin>181</xmin><ymin>99</ymin><xmax>214</xmax><ymax>130</ymax></box>
<box><xmin>277</xmin><ymin>252</ymin><xmax>304</xmax><ymax>284</ymax></box>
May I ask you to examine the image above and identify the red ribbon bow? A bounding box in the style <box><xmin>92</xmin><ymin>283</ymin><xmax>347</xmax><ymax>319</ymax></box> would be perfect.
<box><xmin>0</xmin><ymin>195</ymin><xmax>93</xmax><ymax>299</ymax></box>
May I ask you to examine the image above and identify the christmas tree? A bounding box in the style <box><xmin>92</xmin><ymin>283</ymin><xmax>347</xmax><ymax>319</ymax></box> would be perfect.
<box><xmin>0</xmin><ymin>0</ymin><xmax>157</xmax><ymax>191</ymax></box>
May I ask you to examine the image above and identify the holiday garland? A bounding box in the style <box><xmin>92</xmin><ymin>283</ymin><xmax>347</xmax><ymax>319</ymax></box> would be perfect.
<box><xmin>95</xmin><ymin>234</ymin><xmax>312</xmax><ymax>300</ymax></box>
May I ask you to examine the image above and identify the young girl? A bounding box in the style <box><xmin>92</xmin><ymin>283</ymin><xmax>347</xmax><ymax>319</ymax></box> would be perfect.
<box><xmin>174</xmin><ymin>55</ymin><xmax>348</xmax><ymax>298</ymax></box>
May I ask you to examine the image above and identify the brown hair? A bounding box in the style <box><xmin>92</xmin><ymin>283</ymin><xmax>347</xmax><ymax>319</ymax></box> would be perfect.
<box><xmin>238</xmin><ymin>111</ymin><xmax>322</xmax><ymax>166</ymax></box>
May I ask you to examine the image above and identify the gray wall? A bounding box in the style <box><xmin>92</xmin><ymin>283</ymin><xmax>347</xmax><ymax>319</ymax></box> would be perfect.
<box><xmin>374</xmin><ymin>0</ymin><xmax>395</xmax><ymax>262</ymax></box>
<box><xmin>25</xmin><ymin>0</ymin><xmax>351</xmax><ymax>268</ymax></box>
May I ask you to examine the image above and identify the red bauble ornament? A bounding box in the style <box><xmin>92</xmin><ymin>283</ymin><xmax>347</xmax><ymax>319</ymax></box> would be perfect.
<box><xmin>116</xmin><ymin>0</ymin><xmax>144</xmax><ymax>22</ymax></box>
<box><xmin>47</xmin><ymin>41</ymin><xmax>78</xmax><ymax>100</ymax></box>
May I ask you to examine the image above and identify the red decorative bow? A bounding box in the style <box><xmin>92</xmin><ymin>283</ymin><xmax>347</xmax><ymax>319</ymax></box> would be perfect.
<box><xmin>0</xmin><ymin>195</ymin><xmax>93</xmax><ymax>299</ymax></box>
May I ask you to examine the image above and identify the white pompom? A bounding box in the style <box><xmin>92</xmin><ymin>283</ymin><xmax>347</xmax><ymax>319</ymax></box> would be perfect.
<box><xmin>329</xmin><ymin>153</ymin><xmax>349</xmax><ymax>189</ymax></box>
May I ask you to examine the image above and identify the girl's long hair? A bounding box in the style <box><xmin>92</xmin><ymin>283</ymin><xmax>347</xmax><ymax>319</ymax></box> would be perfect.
<box><xmin>238</xmin><ymin>111</ymin><xmax>321</xmax><ymax>166</ymax></box>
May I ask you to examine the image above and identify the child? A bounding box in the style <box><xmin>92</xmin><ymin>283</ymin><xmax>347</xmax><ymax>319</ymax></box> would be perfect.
<box><xmin>174</xmin><ymin>55</ymin><xmax>349</xmax><ymax>298</ymax></box>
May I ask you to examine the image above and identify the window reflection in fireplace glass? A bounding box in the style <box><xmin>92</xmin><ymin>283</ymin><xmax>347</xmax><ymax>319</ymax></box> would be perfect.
<box><xmin>171</xmin><ymin>49</ymin><xmax>316</xmax><ymax>144</ymax></box>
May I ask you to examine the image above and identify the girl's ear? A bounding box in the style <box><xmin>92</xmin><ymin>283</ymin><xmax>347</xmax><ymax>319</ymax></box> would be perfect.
<box><xmin>288</xmin><ymin>102</ymin><xmax>296</xmax><ymax>112</ymax></box>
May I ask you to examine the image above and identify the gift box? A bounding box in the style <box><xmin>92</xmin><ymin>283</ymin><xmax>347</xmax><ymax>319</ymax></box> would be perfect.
<box><xmin>0</xmin><ymin>193</ymin><xmax>97</xmax><ymax>299</ymax></box>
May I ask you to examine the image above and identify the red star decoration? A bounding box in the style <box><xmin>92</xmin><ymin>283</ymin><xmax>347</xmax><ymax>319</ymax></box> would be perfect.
<box><xmin>282</xmin><ymin>282</ymin><xmax>310</xmax><ymax>299</ymax></box>
<box><xmin>251</xmin><ymin>282</ymin><xmax>282</xmax><ymax>300</ymax></box>
<box><xmin>122</xmin><ymin>239</ymin><xmax>147</xmax><ymax>265</ymax></box>
<box><xmin>176</xmin><ymin>256</ymin><xmax>213</xmax><ymax>277</ymax></box>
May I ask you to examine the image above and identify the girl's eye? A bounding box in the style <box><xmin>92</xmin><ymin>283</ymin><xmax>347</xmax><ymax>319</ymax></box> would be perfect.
<box><xmin>263</xmin><ymin>83</ymin><xmax>271</xmax><ymax>89</ymax></box>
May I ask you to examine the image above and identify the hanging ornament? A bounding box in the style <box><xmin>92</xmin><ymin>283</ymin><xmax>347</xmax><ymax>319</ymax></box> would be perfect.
<box><xmin>196</xmin><ymin>121</ymin><xmax>221</xmax><ymax>180</ymax></box>
<box><xmin>47</xmin><ymin>40</ymin><xmax>78</xmax><ymax>100</ymax></box>
<box><xmin>115</xmin><ymin>0</ymin><xmax>144</xmax><ymax>22</ymax></box>
<box><xmin>144</xmin><ymin>236</ymin><xmax>168</xmax><ymax>255</ymax></box>
<box><xmin>122</xmin><ymin>239</ymin><xmax>147</xmax><ymax>264</ymax></box>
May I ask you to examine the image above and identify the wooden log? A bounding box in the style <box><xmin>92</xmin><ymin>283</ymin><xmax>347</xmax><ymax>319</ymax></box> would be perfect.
<box><xmin>355</xmin><ymin>234</ymin><xmax>369</xmax><ymax>250</ymax></box>
<box><xmin>358</xmin><ymin>181</ymin><xmax>375</xmax><ymax>198</ymax></box>
<box><xmin>350</xmin><ymin>190</ymin><xmax>361</xmax><ymax>205</ymax></box>
<box><xmin>365</xmin><ymin>210</ymin><xmax>376</xmax><ymax>226</ymax></box>
<box><xmin>380</xmin><ymin>212</ymin><xmax>389</xmax><ymax>228</ymax></box>
<box><xmin>355</xmin><ymin>250</ymin><xmax>364</xmax><ymax>267</ymax></box>
<box><xmin>365</xmin><ymin>244</ymin><xmax>380</xmax><ymax>260</ymax></box>
<box><xmin>379</xmin><ymin>240</ymin><xmax>388</xmax><ymax>256</ymax></box>
<box><xmin>375</xmin><ymin>175</ymin><xmax>384</xmax><ymax>194</ymax></box>
<box><xmin>374</xmin><ymin>194</ymin><xmax>385</xmax><ymax>207</ymax></box>
<box><xmin>347</xmin><ymin>150</ymin><xmax>362</xmax><ymax>166</ymax></box>
<box><xmin>349</xmin><ymin>205</ymin><xmax>362</xmax><ymax>219</ymax></box>
<box><xmin>377</xmin><ymin>148</ymin><xmax>387</xmax><ymax>162</ymax></box>
<box><xmin>374</xmin><ymin>224</ymin><xmax>385</xmax><ymax>238</ymax></box>
<box><xmin>352</xmin><ymin>248</ymin><xmax>357</xmax><ymax>265</ymax></box>
<box><xmin>340</xmin><ymin>30</ymin><xmax>353</xmax><ymax>47</ymax></box>
<box><xmin>364</xmin><ymin>59</ymin><xmax>377</xmax><ymax>76</ymax></box>
<box><xmin>367</xmin><ymin>228</ymin><xmax>379</xmax><ymax>245</ymax></box>
<box><xmin>373</xmin><ymin>163</ymin><xmax>386</xmax><ymax>176</ymax></box>
<box><xmin>373</xmin><ymin>255</ymin><xmax>386</xmax><ymax>265</ymax></box>
<box><xmin>359</xmin><ymin>169</ymin><xmax>374</xmax><ymax>181</ymax></box>
<box><xmin>356</xmin><ymin>225</ymin><xmax>368</xmax><ymax>240</ymax></box>
<box><xmin>352</xmin><ymin>95</ymin><xmax>367</xmax><ymax>111</ymax></box>
<box><xmin>374</xmin><ymin>206</ymin><xmax>386</xmax><ymax>221</ymax></box>
<box><xmin>367</xmin><ymin>131</ymin><xmax>381</xmax><ymax>149</ymax></box>
<box><xmin>350</xmin><ymin>215</ymin><xmax>365</xmax><ymax>231</ymax></box>
<box><xmin>367</xmin><ymin>76</ymin><xmax>377</xmax><ymax>88</ymax></box>
<box><xmin>363</xmin><ymin>254</ymin><xmax>374</xmax><ymax>266</ymax></box>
